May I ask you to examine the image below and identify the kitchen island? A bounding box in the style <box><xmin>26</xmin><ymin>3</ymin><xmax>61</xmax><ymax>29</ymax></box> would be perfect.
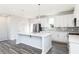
<box><xmin>16</xmin><ymin>31</ymin><xmax>52</xmax><ymax>54</ymax></box>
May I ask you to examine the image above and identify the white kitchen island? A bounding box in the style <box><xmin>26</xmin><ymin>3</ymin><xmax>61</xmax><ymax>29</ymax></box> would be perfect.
<box><xmin>16</xmin><ymin>31</ymin><xmax>52</xmax><ymax>54</ymax></box>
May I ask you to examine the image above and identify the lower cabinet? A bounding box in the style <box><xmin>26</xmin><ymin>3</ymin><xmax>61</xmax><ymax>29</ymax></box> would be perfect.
<box><xmin>69</xmin><ymin>35</ymin><xmax>79</xmax><ymax>54</ymax></box>
<box><xmin>16</xmin><ymin>34</ymin><xmax>52</xmax><ymax>54</ymax></box>
<box><xmin>69</xmin><ymin>42</ymin><xmax>79</xmax><ymax>54</ymax></box>
<box><xmin>51</xmin><ymin>32</ymin><xmax>68</xmax><ymax>43</ymax></box>
<box><xmin>16</xmin><ymin>34</ymin><xmax>42</xmax><ymax>49</ymax></box>
<box><xmin>28</xmin><ymin>36</ymin><xmax>42</xmax><ymax>49</ymax></box>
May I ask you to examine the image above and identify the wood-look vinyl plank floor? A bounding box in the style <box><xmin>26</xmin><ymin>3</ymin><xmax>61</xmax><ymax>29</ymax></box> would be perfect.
<box><xmin>0</xmin><ymin>40</ymin><xmax>68</xmax><ymax>54</ymax></box>
<box><xmin>0</xmin><ymin>40</ymin><xmax>42</xmax><ymax>54</ymax></box>
<box><xmin>47</xmin><ymin>41</ymin><xmax>69</xmax><ymax>54</ymax></box>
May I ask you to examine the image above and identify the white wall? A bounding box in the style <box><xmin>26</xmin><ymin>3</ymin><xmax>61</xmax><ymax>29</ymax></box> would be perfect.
<box><xmin>8</xmin><ymin>16</ymin><xmax>18</xmax><ymax>40</ymax></box>
<box><xmin>0</xmin><ymin>16</ymin><xmax>8</xmax><ymax>41</ymax></box>
<box><xmin>8</xmin><ymin>16</ymin><xmax>30</xmax><ymax>40</ymax></box>
<box><xmin>17</xmin><ymin>18</ymin><xmax>30</xmax><ymax>34</ymax></box>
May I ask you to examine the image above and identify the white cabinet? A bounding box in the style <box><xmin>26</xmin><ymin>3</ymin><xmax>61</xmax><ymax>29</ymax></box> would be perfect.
<box><xmin>74</xmin><ymin>5</ymin><xmax>79</xmax><ymax>26</ymax></box>
<box><xmin>54</xmin><ymin>14</ymin><xmax>74</xmax><ymax>27</ymax></box>
<box><xmin>51</xmin><ymin>32</ymin><xmax>68</xmax><ymax>43</ymax></box>
<box><xmin>69</xmin><ymin>42</ymin><xmax>79</xmax><ymax>54</ymax></box>
<box><xmin>40</xmin><ymin>17</ymin><xmax>49</xmax><ymax>27</ymax></box>
<box><xmin>69</xmin><ymin>35</ymin><xmax>79</xmax><ymax>54</ymax></box>
<box><xmin>16</xmin><ymin>33</ymin><xmax>52</xmax><ymax>54</ymax></box>
<box><xmin>69</xmin><ymin>35</ymin><xmax>79</xmax><ymax>44</ymax></box>
<box><xmin>30</xmin><ymin>17</ymin><xmax>49</xmax><ymax>28</ymax></box>
<box><xmin>16</xmin><ymin>35</ymin><xmax>42</xmax><ymax>49</ymax></box>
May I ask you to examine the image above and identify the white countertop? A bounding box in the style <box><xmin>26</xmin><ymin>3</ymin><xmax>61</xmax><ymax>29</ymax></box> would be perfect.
<box><xmin>18</xmin><ymin>31</ymin><xmax>52</xmax><ymax>37</ymax></box>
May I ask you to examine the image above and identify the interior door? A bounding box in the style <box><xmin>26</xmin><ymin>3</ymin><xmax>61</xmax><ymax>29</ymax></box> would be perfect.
<box><xmin>0</xmin><ymin>17</ymin><xmax>8</xmax><ymax>41</ymax></box>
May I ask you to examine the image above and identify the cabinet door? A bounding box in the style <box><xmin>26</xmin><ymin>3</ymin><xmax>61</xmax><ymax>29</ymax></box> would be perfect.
<box><xmin>51</xmin><ymin>32</ymin><xmax>68</xmax><ymax>43</ymax></box>
<box><xmin>69</xmin><ymin>35</ymin><xmax>79</xmax><ymax>54</ymax></box>
<box><xmin>54</xmin><ymin>14</ymin><xmax>74</xmax><ymax>27</ymax></box>
<box><xmin>54</xmin><ymin>16</ymin><xmax>63</xmax><ymax>27</ymax></box>
<box><xmin>74</xmin><ymin>5</ymin><xmax>79</xmax><ymax>27</ymax></box>
<box><xmin>69</xmin><ymin>35</ymin><xmax>79</xmax><ymax>44</ymax></box>
<box><xmin>69</xmin><ymin>42</ymin><xmax>79</xmax><ymax>54</ymax></box>
<box><xmin>16</xmin><ymin>35</ymin><xmax>42</xmax><ymax>49</ymax></box>
<box><xmin>40</xmin><ymin>17</ymin><xmax>49</xmax><ymax>27</ymax></box>
<box><xmin>58</xmin><ymin>32</ymin><xmax>68</xmax><ymax>43</ymax></box>
<box><xmin>29</xmin><ymin>36</ymin><xmax>42</xmax><ymax>49</ymax></box>
<box><xmin>51</xmin><ymin>32</ymin><xmax>59</xmax><ymax>41</ymax></box>
<box><xmin>16</xmin><ymin>35</ymin><xmax>30</xmax><ymax>45</ymax></box>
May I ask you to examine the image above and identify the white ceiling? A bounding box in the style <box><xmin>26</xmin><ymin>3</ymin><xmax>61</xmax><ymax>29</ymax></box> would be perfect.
<box><xmin>0</xmin><ymin>4</ymin><xmax>75</xmax><ymax>19</ymax></box>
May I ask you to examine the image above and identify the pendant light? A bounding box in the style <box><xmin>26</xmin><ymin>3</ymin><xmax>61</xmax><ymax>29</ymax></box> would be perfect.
<box><xmin>38</xmin><ymin>4</ymin><xmax>40</xmax><ymax>21</ymax></box>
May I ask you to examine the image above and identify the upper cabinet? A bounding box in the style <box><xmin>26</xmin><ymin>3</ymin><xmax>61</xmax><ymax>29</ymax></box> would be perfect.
<box><xmin>74</xmin><ymin>5</ymin><xmax>79</xmax><ymax>27</ymax></box>
<box><xmin>54</xmin><ymin>14</ymin><xmax>74</xmax><ymax>27</ymax></box>
<box><xmin>29</xmin><ymin>14</ymin><xmax>74</xmax><ymax>28</ymax></box>
<box><xmin>40</xmin><ymin>17</ymin><xmax>49</xmax><ymax>28</ymax></box>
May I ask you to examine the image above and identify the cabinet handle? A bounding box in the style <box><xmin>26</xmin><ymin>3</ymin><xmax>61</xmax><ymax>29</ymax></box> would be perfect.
<box><xmin>30</xmin><ymin>35</ymin><xmax>31</xmax><ymax>37</ymax></box>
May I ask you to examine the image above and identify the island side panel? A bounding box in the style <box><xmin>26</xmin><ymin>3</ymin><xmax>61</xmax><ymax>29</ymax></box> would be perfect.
<box><xmin>42</xmin><ymin>35</ymin><xmax>52</xmax><ymax>54</ymax></box>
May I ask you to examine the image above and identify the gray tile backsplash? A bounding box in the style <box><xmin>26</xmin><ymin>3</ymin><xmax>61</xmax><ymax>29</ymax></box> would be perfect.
<box><xmin>42</xmin><ymin>27</ymin><xmax>79</xmax><ymax>32</ymax></box>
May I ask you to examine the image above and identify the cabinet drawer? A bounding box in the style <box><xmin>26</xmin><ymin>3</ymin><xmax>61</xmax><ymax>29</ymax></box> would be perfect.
<box><xmin>69</xmin><ymin>35</ymin><xmax>79</xmax><ymax>43</ymax></box>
